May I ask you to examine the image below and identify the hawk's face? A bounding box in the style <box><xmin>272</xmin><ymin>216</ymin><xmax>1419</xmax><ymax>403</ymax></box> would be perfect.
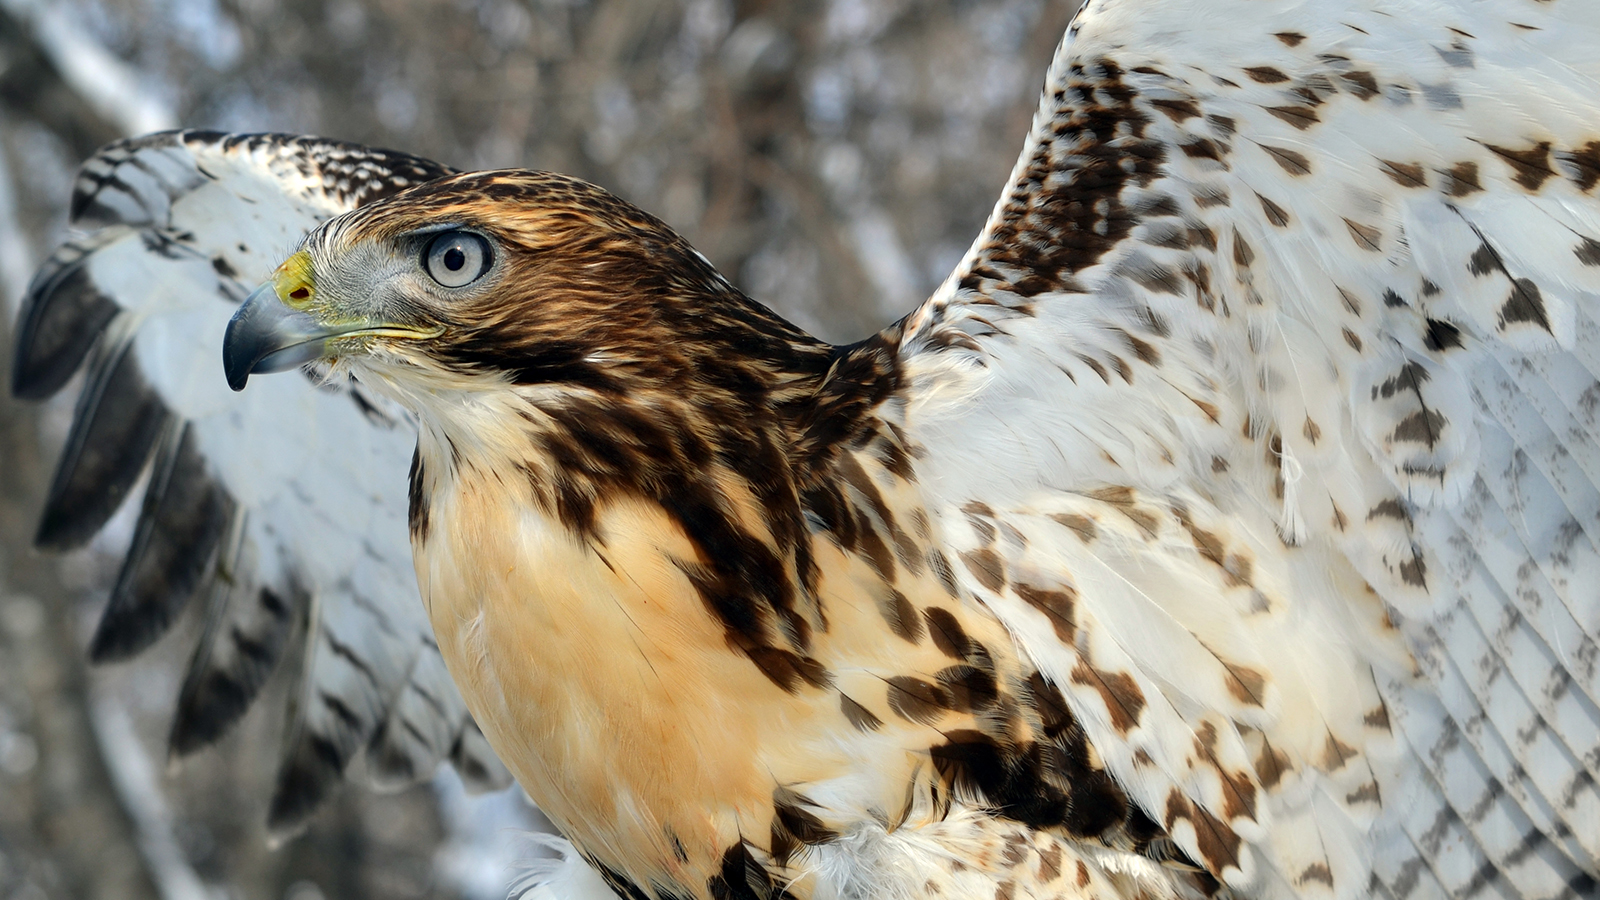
<box><xmin>224</xmin><ymin>169</ymin><xmax>804</xmax><ymax>403</ymax></box>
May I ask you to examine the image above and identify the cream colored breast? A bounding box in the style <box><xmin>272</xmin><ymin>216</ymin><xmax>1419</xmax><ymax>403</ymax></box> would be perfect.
<box><xmin>406</xmin><ymin>415</ymin><xmax>1055</xmax><ymax>899</ymax></box>
<box><xmin>412</xmin><ymin>452</ymin><xmax>838</xmax><ymax>891</ymax></box>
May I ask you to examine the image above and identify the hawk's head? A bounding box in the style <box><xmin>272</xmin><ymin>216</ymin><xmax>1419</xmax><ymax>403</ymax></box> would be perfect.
<box><xmin>224</xmin><ymin>170</ymin><xmax>833</xmax><ymax>406</ymax></box>
<box><xmin>224</xmin><ymin>168</ymin><xmax>901</xmax><ymax>561</ymax></box>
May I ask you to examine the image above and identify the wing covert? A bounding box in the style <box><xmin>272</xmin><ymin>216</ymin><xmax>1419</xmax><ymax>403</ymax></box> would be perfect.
<box><xmin>892</xmin><ymin>3</ymin><xmax>1600</xmax><ymax>898</ymax></box>
<box><xmin>10</xmin><ymin>130</ymin><xmax>510</xmax><ymax>833</ymax></box>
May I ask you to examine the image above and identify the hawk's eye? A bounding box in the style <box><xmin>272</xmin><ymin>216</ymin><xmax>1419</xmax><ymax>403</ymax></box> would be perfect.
<box><xmin>423</xmin><ymin>231</ymin><xmax>491</xmax><ymax>288</ymax></box>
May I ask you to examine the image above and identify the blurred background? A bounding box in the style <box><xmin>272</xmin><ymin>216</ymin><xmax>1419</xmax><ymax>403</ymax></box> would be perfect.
<box><xmin>0</xmin><ymin>0</ymin><xmax>1075</xmax><ymax>897</ymax></box>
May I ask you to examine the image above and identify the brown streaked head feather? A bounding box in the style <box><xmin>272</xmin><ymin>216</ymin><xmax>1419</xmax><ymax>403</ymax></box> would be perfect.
<box><xmin>316</xmin><ymin>171</ymin><xmax>832</xmax><ymax>394</ymax></box>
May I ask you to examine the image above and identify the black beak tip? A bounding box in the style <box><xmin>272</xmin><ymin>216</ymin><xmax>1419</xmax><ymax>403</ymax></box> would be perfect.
<box><xmin>222</xmin><ymin>317</ymin><xmax>255</xmax><ymax>392</ymax></box>
<box><xmin>222</xmin><ymin>279</ymin><xmax>343</xmax><ymax>391</ymax></box>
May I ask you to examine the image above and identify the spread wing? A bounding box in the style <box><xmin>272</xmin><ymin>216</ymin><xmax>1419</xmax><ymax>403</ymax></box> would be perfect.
<box><xmin>896</xmin><ymin>3</ymin><xmax>1600</xmax><ymax>898</ymax></box>
<box><xmin>11</xmin><ymin>130</ymin><xmax>510</xmax><ymax>833</ymax></box>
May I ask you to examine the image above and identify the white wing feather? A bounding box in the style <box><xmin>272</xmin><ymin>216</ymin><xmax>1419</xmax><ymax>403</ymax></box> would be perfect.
<box><xmin>897</xmin><ymin>2</ymin><xmax>1600</xmax><ymax>898</ymax></box>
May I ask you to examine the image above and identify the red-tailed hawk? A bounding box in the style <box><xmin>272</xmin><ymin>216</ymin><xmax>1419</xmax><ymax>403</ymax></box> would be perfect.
<box><xmin>14</xmin><ymin>2</ymin><xmax>1600</xmax><ymax>899</ymax></box>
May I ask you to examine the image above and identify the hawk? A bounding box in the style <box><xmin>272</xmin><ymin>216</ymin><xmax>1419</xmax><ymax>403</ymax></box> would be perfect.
<box><xmin>13</xmin><ymin>1</ymin><xmax>1600</xmax><ymax>899</ymax></box>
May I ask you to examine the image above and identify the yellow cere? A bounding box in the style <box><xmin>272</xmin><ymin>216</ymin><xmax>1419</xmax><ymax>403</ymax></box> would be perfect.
<box><xmin>273</xmin><ymin>250</ymin><xmax>316</xmax><ymax>309</ymax></box>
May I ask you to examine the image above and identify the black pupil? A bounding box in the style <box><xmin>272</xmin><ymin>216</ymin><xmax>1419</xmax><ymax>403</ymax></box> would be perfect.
<box><xmin>444</xmin><ymin>246</ymin><xmax>466</xmax><ymax>271</ymax></box>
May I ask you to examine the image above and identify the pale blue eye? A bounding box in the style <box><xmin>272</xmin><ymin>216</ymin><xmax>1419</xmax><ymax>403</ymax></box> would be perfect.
<box><xmin>423</xmin><ymin>231</ymin><xmax>491</xmax><ymax>287</ymax></box>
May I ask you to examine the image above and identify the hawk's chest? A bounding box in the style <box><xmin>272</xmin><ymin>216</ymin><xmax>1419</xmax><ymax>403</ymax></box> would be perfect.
<box><xmin>405</xmin><ymin>430</ymin><xmax>1052</xmax><ymax>899</ymax></box>
<box><xmin>406</xmin><ymin>439</ymin><xmax>932</xmax><ymax>894</ymax></box>
<box><xmin>411</xmin><ymin>457</ymin><xmax>788</xmax><ymax>883</ymax></box>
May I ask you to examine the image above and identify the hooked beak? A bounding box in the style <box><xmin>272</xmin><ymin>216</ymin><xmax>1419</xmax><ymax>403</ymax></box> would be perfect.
<box><xmin>223</xmin><ymin>280</ymin><xmax>339</xmax><ymax>391</ymax></box>
<box><xmin>222</xmin><ymin>250</ymin><xmax>443</xmax><ymax>391</ymax></box>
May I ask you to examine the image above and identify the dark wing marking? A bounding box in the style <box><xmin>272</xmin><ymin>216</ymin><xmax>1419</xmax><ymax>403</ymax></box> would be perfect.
<box><xmin>896</xmin><ymin>3</ymin><xmax>1600</xmax><ymax>897</ymax></box>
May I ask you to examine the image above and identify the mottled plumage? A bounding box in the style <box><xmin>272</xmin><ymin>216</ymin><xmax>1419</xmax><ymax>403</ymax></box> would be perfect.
<box><xmin>14</xmin><ymin>2</ymin><xmax>1600</xmax><ymax>899</ymax></box>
